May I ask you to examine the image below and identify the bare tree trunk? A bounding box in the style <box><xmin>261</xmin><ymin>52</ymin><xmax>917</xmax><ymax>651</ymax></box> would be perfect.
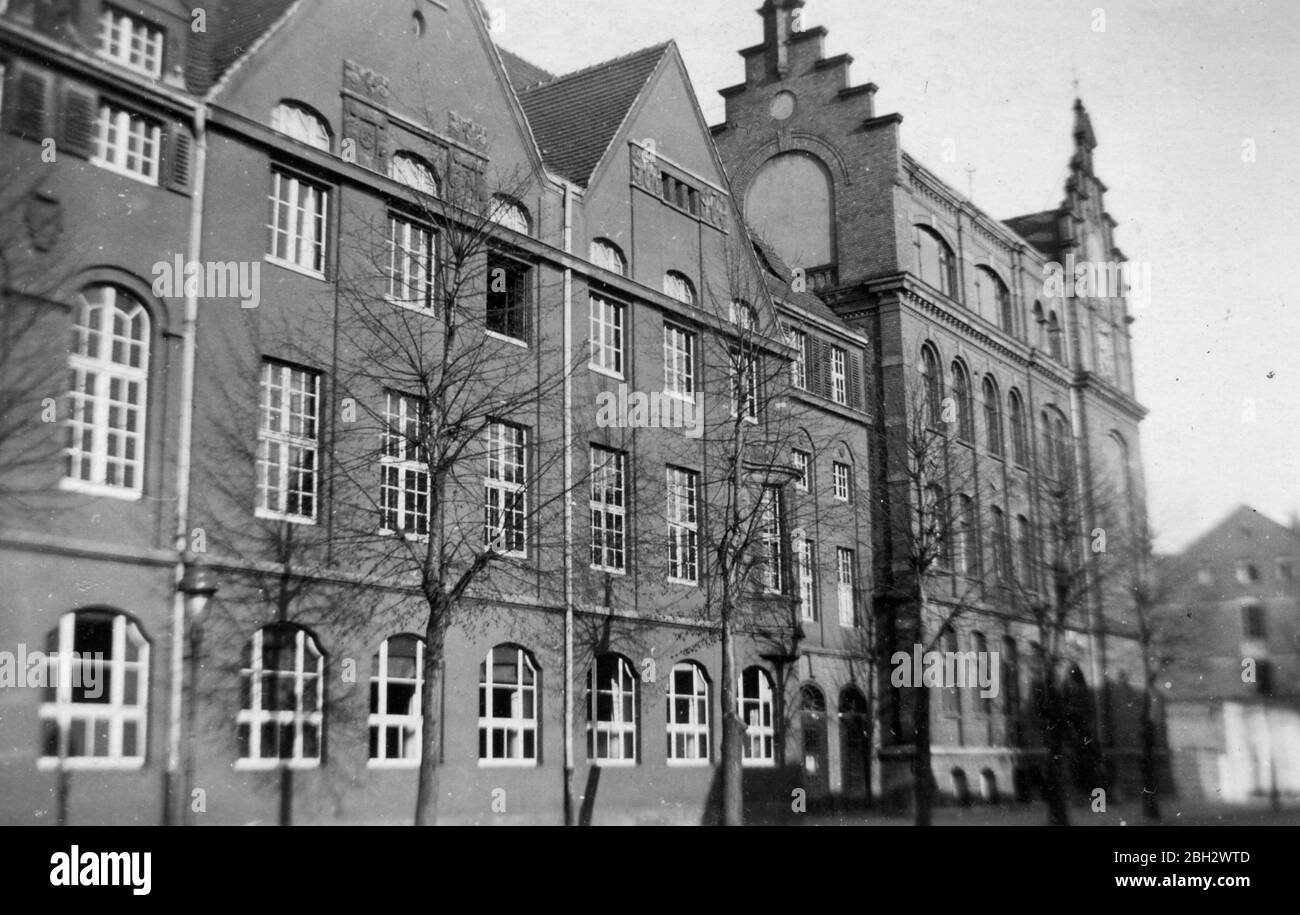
<box><xmin>415</xmin><ymin>595</ymin><xmax>446</xmax><ymax>826</ymax></box>
<box><xmin>1041</xmin><ymin>684</ymin><xmax>1071</xmax><ymax>825</ymax></box>
<box><xmin>719</xmin><ymin>611</ymin><xmax>744</xmax><ymax>826</ymax></box>
<box><xmin>1139</xmin><ymin>687</ymin><xmax>1161</xmax><ymax>821</ymax></box>
<box><xmin>912</xmin><ymin>680</ymin><xmax>933</xmax><ymax>826</ymax></box>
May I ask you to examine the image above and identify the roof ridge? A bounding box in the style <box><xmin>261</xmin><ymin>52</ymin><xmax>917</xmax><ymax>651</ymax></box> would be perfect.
<box><xmin>521</xmin><ymin>41</ymin><xmax>672</xmax><ymax>92</ymax></box>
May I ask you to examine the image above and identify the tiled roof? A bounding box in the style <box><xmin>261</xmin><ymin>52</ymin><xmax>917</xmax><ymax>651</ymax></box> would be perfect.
<box><xmin>750</xmin><ymin>234</ymin><xmax>846</xmax><ymax>329</ymax></box>
<box><xmin>1003</xmin><ymin>208</ymin><xmax>1061</xmax><ymax>257</ymax></box>
<box><xmin>497</xmin><ymin>47</ymin><xmax>555</xmax><ymax>91</ymax></box>
<box><xmin>186</xmin><ymin>0</ymin><xmax>300</xmax><ymax>94</ymax></box>
<box><xmin>515</xmin><ymin>43</ymin><xmax>671</xmax><ymax>186</ymax></box>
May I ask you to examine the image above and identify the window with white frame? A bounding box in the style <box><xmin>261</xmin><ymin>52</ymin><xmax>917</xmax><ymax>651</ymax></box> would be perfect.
<box><xmin>65</xmin><ymin>285</ymin><xmax>149</xmax><ymax>496</ymax></box>
<box><xmin>663</xmin><ymin>324</ymin><xmax>695</xmax><ymax>399</ymax></box>
<box><xmin>836</xmin><ymin>547</ymin><xmax>856</xmax><ymax>627</ymax></box>
<box><xmin>666</xmin><ymin>662</ymin><xmax>710</xmax><ymax>763</ymax></box>
<box><xmin>590</xmin><ymin>445</ymin><xmax>626</xmax><ymax>572</ymax></box>
<box><xmin>663</xmin><ymin>271</ymin><xmax>695</xmax><ymax>305</ymax></box>
<box><xmin>484</xmin><ymin>420</ymin><xmax>527</xmax><ymax>554</ymax></box>
<box><xmin>832</xmin><ymin>461</ymin><xmax>851</xmax><ymax>502</ymax></box>
<box><xmin>237</xmin><ymin>626</ymin><xmax>323</xmax><ymax>766</ymax></box>
<box><xmin>387</xmin><ymin>214</ymin><xmax>433</xmax><ymax>307</ymax></box>
<box><xmin>489</xmin><ymin>195</ymin><xmax>529</xmax><ymax>234</ymax></box>
<box><xmin>760</xmin><ymin>485</ymin><xmax>783</xmax><ymax>592</ymax></box>
<box><xmin>388</xmin><ymin>151</ymin><xmax>438</xmax><ymax>196</ymax></box>
<box><xmin>268</xmin><ymin>167</ymin><xmax>328</xmax><ymax>274</ymax></box>
<box><xmin>92</xmin><ymin>102</ymin><xmax>161</xmax><ymax>184</ymax></box>
<box><xmin>796</xmin><ymin>536</ymin><xmax>817</xmax><ymax>622</ymax></box>
<box><xmin>479</xmin><ymin>645</ymin><xmax>539</xmax><ymax>764</ymax></box>
<box><xmin>270</xmin><ymin>102</ymin><xmax>330</xmax><ymax>151</ymax></box>
<box><xmin>739</xmin><ymin>666</ymin><xmax>774</xmax><ymax>765</ymax></box>
<box><xmin>792</xmin><ymin>449</ymin><xmax>810</xmax><ymax>491</ymax></box>
<box><xmin>830</xmin><ymin>345</ymin><xmax>847</xmax><ymax>404</ymax></box>
<box><xmin>39</xmin><ymin>610</ymin><xmax>148</xmax><ymax>768</ymax></box>
<box><xmin>96</xmin><ymin>6</ymin><xmax>164</xmax><ymax>78</ymax></box>
<box><xmin>587</xmin><ymin>655</ymin><xmax>637</xmax><ymax>763</ymax></box>
<box><xmin>731</xmin><ymin>347</ymin><xmax>758</xmax><ymax>421</ymax></box>
<box><xmin>588</xmin><ymin>294</ymin><xmax>624</xmax><ymax>376</ymax></box>
<box><xmin>590</xmin><ymin>238</ymin><xmax>626</xmax><ymax>275</ymax></box>
<box><xmin>485</xmin><ymin>251</ymin><xmax>531</xmax><ymax>343</ymax></box>
<box><xmin>379</xmin><ymin>391</ymin><xmax>429</xmax><ymax>537</ymax></box>
<box><xmin>787</xmin><ymin>326</ymin><xmax>808</xmax><ymax>389</ymax></box>
<box><xmin>667</xmin><ymin>466</ymin><xmax>699</xmax><ymax>583</ymax></box>
<box><xmin>368</xmin><ymin>635</ymin><xmax>423</xmax><ymax>765</ymax></box>
<box><xmin>257</xmin><ymin>361</ymin><xmax>320</xmax><ymax>522</ymax></box>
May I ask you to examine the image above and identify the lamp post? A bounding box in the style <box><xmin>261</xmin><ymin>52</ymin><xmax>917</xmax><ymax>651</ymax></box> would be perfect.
<box><xmin>176</xmin><ymin>558</ymin><xmax>217</xmax><ymax>826</ymax></box>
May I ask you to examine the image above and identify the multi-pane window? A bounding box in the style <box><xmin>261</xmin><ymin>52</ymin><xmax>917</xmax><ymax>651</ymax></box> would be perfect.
<box><xmin>983</xmin><ymin>377</ymin><xmax>1004</xmax><ymax>457</ymax></box>
<box><xmin>830</xmin><ymin>346</ymin><xmax>848</xmax><ymax>405</ymax></box>
<box><xmin>489</xmin><ymin>195</ymin><xmax>530</xmax><ymax>234</ymax></box>
<box><xmin>587</xmin><ymin>655</ymin><xmax>637</xmax><ymax>763</ymax></box>
<box><xmin>387</xmin><ymin>214</ymin><xmax>434</xmax><ymax>307</ymax></box>
<box><xmin>836</xmin><ymin>547</ymin><xmax>856</xmax><ymax>627</ymax></box>
<box><xmin>760</xmin><ymin>486</ymin><xmax>783</xmax><ymax>592</ymax></box>
<box><xmin>792</xmin><ymin>449</ymin><xmax>810</xmax><ymax>491</ymax></box>
<box><xmin>237</xmin><ymin>626</ymin><xmax>323</xmax><ymax>766</ymax></box>
<box><xmin>379</xmin><ymin>391</ymin><xmax>429</xmax><ymax>537</ymax></box>
<box><xmin>663</xmin><ymin>271</ymin><xmax>695</xmax><ymax>305</ymax></box>
<box><xmin>388</xmin><ymin>152</ymin><xmax>438</xmax><ymax>195</ymax></box>
<box><xmin>731</xmin><ymin>347</ymin><xmax>758</xmax><ymax>421</ymax></box>
<box><xmin>484</xmin><ymin>421</ymin><xmax>527</xmax><ymax>555</ymax></box>
<box><xmin>921</xmin><ymin>345</ymin><xmax>943</xmax><ymax>427</ymax></box>
<box><xmin>789</xmin><ymin>327</ymin><xmax>808</xmax><ymax>389</ymax></box>
<box><xmin>590</xmin><ymin>445</ymin><xmax>627</xmax><ymax>572</ymax></box>
<box><xmin>93</xmin><ymin>103</ymin><xmax>161</xmax><ymax>184</ymax></box>
<box><xmin>590</xmin><ymin>239</ymin><xmax>626</xmax><ymax>275</ymax></box>
<box><xmin>485</xmin><ymin>252</ymin><xmax>531</xmax><ymax>343</ymax></box>
<box><xmin>588</xmin><ymin>295</ymin><xmax>624</xmax><ymax>376</ymax></box>
<box><xmin>951</xmin><ymin>361</ymin><xmax>974</xmax><ymax>442</ymax></box>
<box><xmin>666</xmin><ymin>662</ymin><xmax>710</xmax><ymax>764</ymax></box>
<box><xmin>915</xmin><ymin>226</ymin><xmax>956</xmax><ymax>298</ymax></box>
<box><xmin>479</xmin><ymin>645</ymin><xmax>539</xmax><ymax>764</ymax></box>
<box><xmin>39</xmin><ymin>611</ymin><xmax>148</xmax><ymax>768</ymax></box>
<box><xmin>666</xmin><ymin>466</ymin><xmax>699</xmax><ymax>583</ymax></box>
<box><xmin>925</xmin><ymin>483</ymin><xmax>951</xmax><ymax>569</ymax></box>
<box><xmin>270</xmin><ymin>102</ymin><xmax>331</xmax><ymax>151</ymax></box>
<box><xmin>796</xmin><ymin>536</ymin><xmax>817</xmax><ymax>622</ymax></box>
<box><xmin>663</xmin><ymin>324</ymin><xmax>695</xmax><ymax>398</ymax></box>
<box><xmin>955</xmin><ymin>494</ymin><xmax>977</xmax><ymax>575</ymax></box>
<box><xmin>369</xmin><ymin>636</ymin><xmax>423</xmax><ymax>765</ymax></box>
<box><xmin>832</xmin><ymin>461</ymin><xmax>851</xmax><ymax>501</ymax></box>
<box><xmin>65</xmin><ymin>286</ymin><xmax>149</xmax><ymax>496</ymax></box>
<box><xmin>96</xmin><ymin>7</ymin><xmax>163</xmax><ymax>77</ymax></box>
<box><xmin>258</xmin><ymin>361</ymin><xmax>320</xmax><ymax>522</ymax></box>
<box><xmin>739</xmin><ymin>667</ymin><xmax>775</xmax><ymax>765</ymax></box>
<box><xmin>268</xmin><ymin>168</ymin><xmax>329</xmax><ymax>274</ymax></box>
<box><xmin>1008</xmin><ymin>389</ymin><xmax>1028</xmax><ymax>464</ymax></box>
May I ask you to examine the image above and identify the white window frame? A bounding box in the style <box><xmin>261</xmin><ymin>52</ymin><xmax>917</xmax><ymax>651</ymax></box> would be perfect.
<box><xmin>796</xmin><ymin>536</ymin><xmax>817</xmax><ymax>622</ymax></box>
<box><xmin>792</xmin><ymin>449</ymin><xmax>810</xmax><ymax>491</ymax></box>
<box><xmin>386</xmin><ymin>213</ymin><xmax>434</xmax><ymax>309</ymax></box>
<box><xmin>379</xmin><ymin>391</ymin><xmax>429</xmax><ymax>538</ymax></box>
<box><xmin>663</xmin><ymin>323</ymin><xmax>695</xmax><ymax>400</ymax></box>
<box><xmin>270</xmin><ymin>102</ymin><xmax>330</xmax><ymax>151</ymax></box>
<box><xmin>590</xmin><ymin>239</ymin><xmax>626</xmax><ymax>275</ymax></box>
<box><xmin>837</xmin><ymin>547</ymin><xmax>856</xmax><ymax>627</ymax></box>
<box><xmin>589</xmin><ymin>445</ymin><xmax>627</xmax><ymax>573</ymax></box>
<box><xmin>388</xmin><ymin>152</ymin><xmax>438</xmax><ymax>196</ymax></box>
<box><xmin>96</xmin><ymin>6</ymin><xmax>163</xmax><ymax>78</ymax></box>
<box><xmin>63</xmin><ymin>285</ymin><xmax>149</xmax><ymax>500</ymax></box>
<box><xmin>92</xmin><ymin>102</ymin><xmax>162</xmax><ymax>185</ymax></box>
<box><xmin>267</xmin><ymin>167</ymin><xmax>329</xmax><ymax>276</ymax></box>
<box><xmin>739</xmin><ymin>667</ymin><xmax>775</xmax><ymax>766</ymax></box>
<box><xmin>236</xmin><ymin>627</ymin><xmax>324</xmax><ymax>769</ymax></box>
<box><xmin>663</xmin><ymin>271</ymin><xmax>695</xmax><ymax>305</ymax></box>
<box><xmin>38</xmin><ymin>611</ymin><xmax>149</xmax><ymax>771</ymax></box>
<box><xmin>789</xmin><ymin>328</ymin><xmax>808</xmax><ymax>390</ymax></box>
<box><xmin>368</xmin><ymin>636</ymin><xmax>423</xmax><ymax>767</ymax></box>
<box><xmin>257</xmin><ymin>361</ymin><xmax>321</xmax><ymax>523</ymax></box>
<box><xmin>832</xmin><ymin>461</ymin><xmax>851</xmax><ymax>502</ymax></box>
<box><xmin>489</xmin><ymin>195</ymin><xmax>529</xmax><ymax>234</ymax></box>
<box><xmin>587</xmin><ymin>655</ymin><xmax>638</xmax><ymax>765</ymax></box>
<box><xmin>731</xmin><ymin>346</ymin><xmax>758</xmax><ymax>423</ymax></box>
<box><xmin>666</xmin><ymin>662</ymin><xmax>710</xmax><ymax>765</ymax></box>
<box><xmin>588</xmin><ymin>294</ymin><xmax>624</xmax><ymax>378</ymax></box>
<box><xmin>830</xmin><ymin>346</ymin><xmax>848</xmax><ymax>405</ymax></box>
<box><xmin>479</xmin><ymin>645</ymin><xmax>539</xmax><ymax>766</ymax></box>
<box><xmin>667</xmin><ymin>466</ymin><xmax>699</xmax><ymax>584</ymax></box>
<box><xmin>760</xmin><ymin>485</ymin><xmax>783</xmax><ymax>593</ymax></box>
<box><xmin>484</xmin><ymin>421</ymin><xmax>527</xmax><ymax>555</ymax></box>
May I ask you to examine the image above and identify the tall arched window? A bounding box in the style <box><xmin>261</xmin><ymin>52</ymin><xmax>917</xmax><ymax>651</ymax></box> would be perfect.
<box><xmin>744</xmin><ymin>151</ymin><xmax>834</xmax><ymax>272</ymax></box>
<box><xmin>1042</xmin><ymin>409</ymin><xmax>1072</xmax><ymax>481</ymax></box>
<box><xmin>666</xmin><ymin>661</ymin><xmax>710</xmax><ymax>763</ymax></box>
<box><xmin>955</xmin><ymin>494</ymin><xmax>977</xmax><ymax>576</ymax></box>
<box><xmin>489</xmin><ymin>194</ymin><xmax>530</xmax><ymax>234</ymax></box>
<box><xmin>39</xmin><ymin>609</ymin><xmax>149</xmax><ymax>767</ymax></box>
<box><xmin>369</xmin><ymin>635</ymin><xmax>423</xmax><ymax>765</ymax></box>
<box><xmin>589</xmin><ymin>238</ymin><xmax>626</xmax><ymax>276</ymax></box>
<box><xmin>924</xmin><ymin>482</ymin><xmax>951</xmax><ymax>568</ymax></box>
<box><xmin>974</xmin><ymin>266</ymin><xmax>1013</xmax><ymax>332</ymax></box>
<box><xmin>920</xmin><ymin>344</ymin><xmax>943</xmax><ymax>427</ymax></box>
<box><xmin>66</xmin><ymin>285</ymin><xmax>150</xmax><ymax>496</ymax></box>
<box><xmin>982</xmin><ymin>376</ymin><xmax>1003</xmax><ymax>457</ymax></box>
<box><xmin>237</xmin><ymin>624</ymin><xmax>324</xmax><ymax>766</ymax></box>
<box><xmin>739</xmin><ymin>666</ymin><xmax>775</xmax><ymax>766</ymax></box>
<box><xmin>914</xmin><ymin>226</ymin><xmax>957</xmax><ymax>298</ymax></box>
<box><xmin>1047</xmin><ymin>310</ymin><xmax>1064</xmax><ymax>362</ymax></box>
<box><xmin>270</xmin><ymin>101</ymin><xmax>331</xmax><ymax>151</ymax></box>
<box><xmin>1007</xmin><ymin>388</ymin><xmax>1028</xmax><ymax>465</ymax></box>
<box><xmin>663</xmin><ymin>271</ymin><xmax>695</xmax><ymax>305</ymax></box>
<box><xmin>587</xmin><ymin>653</ymin><xmax>637</xmax><ymax>763</ymax></box>
<box><xmin>951</xmin><ymin>360</ymin><xmax>974</xmax><ymax>442</ymax></box>
<box><xmin>480</xmin><ymin>644</ymin><xmax>539</xmax><ymax>764</ymax></box>
<box><xmin>388</xmin><ymin>151</ymin><xmax>439</xmax><ymax>196</ymax></box>
<box><xmin>1032</xmin><ymin>301</ymin><xmax>1045</xmax><ymax>348</ymax></box>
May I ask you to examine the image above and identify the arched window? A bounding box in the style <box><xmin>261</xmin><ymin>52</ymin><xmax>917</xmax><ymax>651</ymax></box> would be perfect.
<box><xmin>666</xmin><ymin>661</ymin><xmax>710</xmax><ymax>763</ymax></box>
<box><xmin>480</xmin><ymin>644</ymin><xmax>539</xmax><ymax>763</ymax></box>
<box><xmin>1032</xmin><ymin>301</ymin><xmax>1045</xmax><ymax>348</ymax></box>
<box><xmin>1041</xmin><ymin>409</ymin><xmax>1072</xmax><ymax>481</ymax></box>
<box><xmin>1001</xmin><ymin>637</ymin><xmax>1021</xmax><ymax>735</ymax></box>
<box><xmin>1014</xmin><ymin>514</ymin><xmax>1032</xmax><ymax>588</ymax></box>
<box><xmin>66</xmin><ymin>285</ymin><xmax>150</xmax><ymax>496</ymax></box>
<box><xmin>955</xmin><ymin>494</ymin><xmax>977</xmax><ymax>576</ymax></box>
<box><xmin>589</xmin><ymin>238</ymin><xmax>626</xmax><ymax>276</ymax></box>
<box><xmin>950</xmin><ymin>360</ymin><xmax>974</xmax><ymax>442</ymax></box>
<box><xmin>369</xmin><ymin>635</ymin><xmax>423</xmax><ymax>765</ymax></box>
<box><xmin>744</xmin><ymin>151</ymin><xmax>834</xmax><ymax>272</ymax></box>
<box><xmin>39</xmin><ymin>609</ymin><xmax>148</xmax><ymax>767</ymax></box>
<box><xmin>489</xmin><ymin>194</ymin><xmax>530</xmax><ymax>234</ymax></box>
<box><xmin>238</xmin><ymin>624</ymin><xmax>324</xmax><ymax>766</ymax></box>
<box><xmin>982</xmin><ymin>376</ymin><xmax>1003</xmax><ymax>457</ymax></box>
<box><xmin>270</xmin><ymin>101</ymin><xmax>331</xmax><ymax>151</ymax></box>
<box><xmin>587</xmin><ymin>653</ymin><xmax>637</xmax><ymax>763</ymax></box>
<box><xmin>974</xmin><ymin>266</ymin><xmax>1013</xmax><ymax>331</ymax></box>
<box><xmin>1007</xmin><ymin>388</ymin><xmax>1028</xmax><ymax>465</ymax></box>
<box><xmin>972</xmin><ymin>632</ymin><xmax>991</xmax><ymax>712</ymax></box>
<box><xmin>739</xmin><ymin>666</ymin><xmax>775</xmax><ymax>766</ymax></box>
<box><xmin>920</xmin><ymin>344</ymin><xmax>943</xmax><ymax>427</ymax></box>
<box><xmin>940</xmin><ymin>627</ymin><xmax>960</xmax><ymax>712</ymax></box>
<box><xmin>663</xmin><ymin>271</ymin><xmax>695</xmax><ymax>305</ymax></box>
<box><xmin>924</xmin><ymin>482</ymin><xmax>951</xmax><ymax>568</ymax></box>
<box><xmin>1047</xmin><ymin>310</ymin><xmax>1064</xmax><ymax>362</ymax></box>
<box><xmin>989</xmin><ymin>509</ymin><xmax>1010</xmax><ymax>582</ymax></box>
<box><xmin>914</xmin><ymin>226</ymin><xmax>957</xmax><ymax>298</ymax></box>
<box><xmin>387</xmin><ymin>151</ymin><xmax>439</xmax><ymax>196</ymax></box>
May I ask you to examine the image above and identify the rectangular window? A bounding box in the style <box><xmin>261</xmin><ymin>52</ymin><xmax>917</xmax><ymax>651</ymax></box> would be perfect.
<box><xmin>588</xmin><ymin>294</ymin><xmax>624</xmax><ymax>376</ymax></box>
<box><xmin>92</xmin><ymin>102</ymin><xmax>161</xmax><ymax>184</ymax></box>
<box><xmin>760</xmin><ymin>486</ymin><xmax>783</xmax><ymax>592</ymax></box>
<box><xmin>369</xmin><ymin>636</ymin><xmax>423</xmax><ymax>765</ymax></box>
<box><xmin>796</xmin><ymin>537</ymin><xmax>817</xmax><ymax>622</ymax></box>
<box><xmin>731</xmin><ymin>347</ymin><xmax>758</xmax><ymax>421</ymax></box>
<box><xmin>1241</xmin><ymin>604</ymin><xmax>1267</xmax><ymax>640</ymax></box>
<box><xmin>667</xmin><ymin>466</ymin><xmax>699</xmax><ymax>584</ymax></box>
<box><xmin>666</xmin><ymin>663</ymin><xmax>710</xmax><ymax>764</ymax></box>
<box><xmin>479</xmin><ymin>645</ymin><xmax>538</xmax><ymax>764</ymax></box>
<box><xmin>257</xmin><ymin>361</ymin><xmax>320</xmax><ymax>522</ymax></box>
<box><xmin>789</xmin><ymin>327</ymin><xmax>808</xmax><ymax>390</ymax></box>
<box><xmin>268</xmin><ymin>167</ymin><xmax>329</xmax><ymax>274</ymax></box>
<box><xmin>991</xmin><ymin>507</ymin><xmax>1010</xmax><ymax>582</ymax></box>
<box><xmin>379</xmin><ymin>391</ymin><xmax>429</xmax><ymax>537</ymax></box>
<box><xmin>387</xmin><ymin>214</ymin><xmax>433</xmax><ymax>308</ymax></box>
<box><xmin>836</xmin><ymin>547</ymin><xmax>856</xmax><ymax>627</ymax></box>
<box><xmin>96</xmin><ymin>7</ymin><xmax>164</xmax><ymax>78</ymax></box>
<box><xmin>587</xmin><ymin>656</ymin><xmax>638</xmax><ymax>763</ymax></box>
<box><xmin>663</xmin><ymin>324</ymin><xmax>695</xmax><ymax>399</ymax></box>
<box><xmin>792</xmin><ymin>449</ymin><xmax>810</xmax><ymax>491</ymax></box>
<box><xmin>832</xmin><ymin>461</ymin><xmax>851</xmax><ymax>502</ymax></box>
<box><xmin>830</xmin><ymin>346</ymin><xmax>847</xmax><ymax>405</ymax></box>
<box><xmin>590</xmin><ymin>445</ymin><xmax>627</xmax><ymax>573</ymax></box>
<box><xmin>484</xmin><ymin>421</ymin><xmax>527</xmax><ymax>555</ymax></box>
<box><xmin>486</xmin><ymin>252</ymin><xmax>531</xmax><ymax>343</ymax></box>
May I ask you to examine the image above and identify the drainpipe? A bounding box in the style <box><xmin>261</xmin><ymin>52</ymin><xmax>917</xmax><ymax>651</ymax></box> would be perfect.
<box><xmin>164</xmin><ymin>103</ymin><xmax>207</xmax><ymax>825</ymax></box>
<box><xmin>561</xmin><ymin>180</ymin><xmax>575</xmax><ymax>825</ymax></box>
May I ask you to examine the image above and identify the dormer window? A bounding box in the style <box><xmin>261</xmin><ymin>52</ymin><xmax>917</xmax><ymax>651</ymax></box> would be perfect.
<box><xmin>388</xmin><ymin>152</ymin><xmax>439</xmax><ymax>197</ymax></box>
<box><xmin>97</xmin><ymin>6</ymin><xmax>164</xmax><ymax>79</ymax></box>
<box><xmin>271</xmin><ymin>102</ymin><xmax>332</xmax><ymax>152</ymax></box>
<box><xmin>590</xmin><ymin>239</ymin><xmax>626</xmax><ymax>276</ymax></box>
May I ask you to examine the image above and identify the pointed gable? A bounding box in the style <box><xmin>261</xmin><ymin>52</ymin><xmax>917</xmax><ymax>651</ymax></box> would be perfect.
<box><xmin>187</xmin><ymin>0</ymin><xmax>300</xmax><ymax>94</ymax></box>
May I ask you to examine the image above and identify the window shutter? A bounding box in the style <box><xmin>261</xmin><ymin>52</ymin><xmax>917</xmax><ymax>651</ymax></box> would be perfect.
<box><xmin>811</xmin><ymin>337</ymin><xmax>832</xmax><ymax>400</ymax></box>
<box><xmin>9</xmin><ymin>67</ymin><xmax>50</xmax><ymax>140</ymax></box>
<box><xmin>846</xmin><ymin>351</ymin><xmax>864</xmax><ymax>410</ymax></box>
<box><xmin>165</xmin><ymin>122</ymin><xmax>195</xmax><ymax>193</ymax></box>
<box><xmin>59</xmin><ymin>81</ymin><xmax>98</xmax><ymax>158</ymax></box>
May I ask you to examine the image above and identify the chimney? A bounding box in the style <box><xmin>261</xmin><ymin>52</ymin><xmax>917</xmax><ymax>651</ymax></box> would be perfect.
<box><xmin>759</xmin><ymin>0</ymin><xmax>805</xmax><ymax>80</ymax></box>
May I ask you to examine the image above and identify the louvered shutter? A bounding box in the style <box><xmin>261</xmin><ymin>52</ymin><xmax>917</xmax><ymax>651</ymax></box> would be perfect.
<box><xmin>811</xmin><ymin>337</ymin><xmax>832</xmax><ymax>400</ymax></box>
<box><xmin>59</xmin><ymin>81</ymin><xmax>98</xmax><ymax>158</ymax></box>
<box><xmin>846</xmin><ymin>350</ymin><xmax>864</xmax><ymax>410</ymax></box>
<box><xmin>165</xmin><ymin>122</ymin><xmax>195</xmax><ymax>193</ymax></box>
<box><xmin>9</xmin><ymin>67</ymin><xmax>51</xmax><ymax>140</ymax></box>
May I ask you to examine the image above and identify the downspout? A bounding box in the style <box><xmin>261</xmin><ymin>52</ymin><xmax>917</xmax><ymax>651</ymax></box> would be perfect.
<box><xmin>1068</xmin><ymin>385</ymin><xmax>1109</xmax><ymax>751</ymax></box>
<box><xmin>165</xmin><ymin>102</ymin><xmax>207</xmax><ymax>825</ymax></box>
<box><xmin>561</xmin><ymin>180</ymin><xmax>575</xmax><ymax>825</ymax></box>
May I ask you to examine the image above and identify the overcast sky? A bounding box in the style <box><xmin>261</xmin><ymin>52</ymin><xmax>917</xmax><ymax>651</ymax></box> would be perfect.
<box><xmin>490</xmin><ymin>0</ymin><xmax>1300</xmax><ymax>552</ymax></box>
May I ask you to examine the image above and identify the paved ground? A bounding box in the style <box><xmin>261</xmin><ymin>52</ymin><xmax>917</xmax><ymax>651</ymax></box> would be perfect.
<box><xmin>799</xmin><ymin>797</ymin><xmax>1300</xmax><ymax>826</ymax></box>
